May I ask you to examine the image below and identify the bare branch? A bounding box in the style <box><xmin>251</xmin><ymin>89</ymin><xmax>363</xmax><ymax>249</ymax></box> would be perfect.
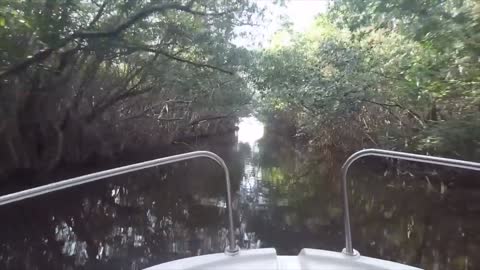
<box><xmin>126</xmin><ymin>44</ymin><xmax>234</xmax><ymax>75</ymax></box>
<box><xmin>0</xmin><ymin>48</ymin><xmax>54</xmax><ymax>78</ymax></box>
<box><xmin>165</xmin><ymin>99</ymin><xmax>192</xmax><ymax>103</ymax></box>
<box><xmin>88</xmin><ymin>0</ymin><xmax>108</xmax><ymax>28</ymax></box>
<box><xmin>361</xmin><ymin>99</ymin><xmax>425</xmax><ymax>127</ymax></box>
<box><xmin>86</xmin><ymin>86</ymin><xmax>154</xmax><ymax>122</ymax></box>
<box><xmin>158</xmin><ymin>117</ymin><xmax>185</xmax><ymax>122</ymax></box>
<box><xmin>189</xmin><ymin>113</ymin><xmax>235</xmax><ymax>126</ymax></box>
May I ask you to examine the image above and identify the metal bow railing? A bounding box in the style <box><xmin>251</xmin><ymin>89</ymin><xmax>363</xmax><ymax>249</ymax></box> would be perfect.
<box><xmin>0</xmin><ymin>151</ymin><xmax>240</xmax><ymax>256</ymax></box>
<box><xmin>341</xmin><ymin>148</ymin><xmax>480</xmax><ymax>256</ymax></box>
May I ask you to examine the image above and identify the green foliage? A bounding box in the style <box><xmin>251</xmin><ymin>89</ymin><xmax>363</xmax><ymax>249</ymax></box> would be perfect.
<box><xmin>252</xmin><ymin>1</ymin><xmax>480</xmax><ymax>160</ymax></box>
<box><xmin>0</xmin><ymin>0</ymin><xmax>261</xmax><ymax>173</ymax></box>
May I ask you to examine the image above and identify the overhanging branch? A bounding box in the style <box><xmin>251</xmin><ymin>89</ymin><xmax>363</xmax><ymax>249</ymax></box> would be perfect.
<box><xmin>72</xmin><ymin>3</ymin><xmax>233</xmax><ymax>39</ymax></box>
<box><xmin>125</xmin><ymin>44</ymin><xmax>234</xmax><ymax>75</ymax></box>
<box><xmin>361</xmin><ymin>99</ymin><xmax>425</xmax><ymax>127</ymax></box>
<box><xmin>88</xmin><ymin>0</ymin><xmax>108</xmax><ymax>28</ymax></box>
<box><xmin>189</xmin><ymin>112</ymin><xmax>235</xmax><ymax>126</ymax></box>
<box><xmin>0</xmin><ymin>48</ymin><xmax>55</xmax><ymax>79</ymax></box>
<box><xmin>0</xmin><ymin>2</ymin><xmax>235</xmax><ymax>79</ymax></box>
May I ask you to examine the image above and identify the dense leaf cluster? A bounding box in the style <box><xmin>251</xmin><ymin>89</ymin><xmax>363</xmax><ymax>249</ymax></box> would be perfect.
<box><xmin>253</xmin><ymin>0</ymin><xmax>480</xmax><ymax>160</ymax></box>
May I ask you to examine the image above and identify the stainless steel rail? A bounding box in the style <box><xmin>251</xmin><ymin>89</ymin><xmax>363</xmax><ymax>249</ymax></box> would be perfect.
<box><xmin>341</xmin><ymin>148</ymin><xmax>480</xmax><ymax>256</ymax></box>
<box><xmin>0</xmin><ymin>151</ymin><xmax>240</xmax><ymax>256</ymax></box>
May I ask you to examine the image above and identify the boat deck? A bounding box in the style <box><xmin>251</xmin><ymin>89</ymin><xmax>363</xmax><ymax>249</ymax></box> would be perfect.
<box><xmin>145</xmin><ymin>248</ymin><xmax>423</xmax><ymax>270</ymax></box>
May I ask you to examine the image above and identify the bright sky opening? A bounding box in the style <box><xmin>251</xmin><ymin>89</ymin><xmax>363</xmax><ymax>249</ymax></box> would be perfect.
<box><xmin>234</xmin><ymin>0</ymin><xmax>330</xmax><ymax>48</ymax></box>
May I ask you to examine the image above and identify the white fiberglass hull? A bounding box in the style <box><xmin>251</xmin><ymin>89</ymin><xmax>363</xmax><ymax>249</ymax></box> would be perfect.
<box><xmin>145</xmin><ymin>248</ymin><xmax>422</xmax><ymax>270</ymax></box>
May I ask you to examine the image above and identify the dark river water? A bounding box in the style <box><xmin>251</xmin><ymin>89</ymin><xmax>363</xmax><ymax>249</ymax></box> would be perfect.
<box><xmin>0</xmin><ymin>117</ymin><xmax>479</xmax><ymax>270</ymax></box>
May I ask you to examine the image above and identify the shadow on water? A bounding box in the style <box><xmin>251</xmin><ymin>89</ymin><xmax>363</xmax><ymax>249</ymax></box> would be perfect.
<box><xmin>0</xmin><ymin>116</ymin><xmax>479</xmax><ymax>270</ymax></box>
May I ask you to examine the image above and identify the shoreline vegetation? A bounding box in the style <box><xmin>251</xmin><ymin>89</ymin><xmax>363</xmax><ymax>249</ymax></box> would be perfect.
<box><xmin>1</xmin><ymin>0</ymin><xmax>479</xmax><ymax>204</ymax></box>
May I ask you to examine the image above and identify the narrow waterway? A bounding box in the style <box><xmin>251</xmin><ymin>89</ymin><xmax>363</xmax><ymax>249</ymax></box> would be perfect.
<box><xmin>0</xmin><ymin>116</ymin><xmax>479</xmax><ymax>270</ymax></box>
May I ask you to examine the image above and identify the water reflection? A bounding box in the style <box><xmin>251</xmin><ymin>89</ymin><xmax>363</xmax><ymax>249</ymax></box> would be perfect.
<box><xmin>0</xmin><ymin>117</ymin><xmax>479</xmax><ymax>270</ymax></box>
